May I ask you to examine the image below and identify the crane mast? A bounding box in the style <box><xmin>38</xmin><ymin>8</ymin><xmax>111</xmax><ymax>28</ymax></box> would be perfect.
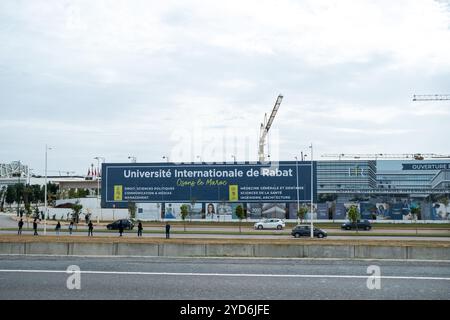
<box><xmin>259</xmin><ymin>94</ymin><xmax>283</xmax><ymax>162</ymax></box>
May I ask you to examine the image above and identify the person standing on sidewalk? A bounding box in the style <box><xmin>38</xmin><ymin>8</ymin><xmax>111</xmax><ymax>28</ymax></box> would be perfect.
<box><xmin>165</xmin><ymin>222</ymin><xmax>171</xmax><ymax>239</ymax></box>
<box><xmin>33</xmin><ymin>219</ymin><xmax>38</xmax><ymax>236</ymax></box>
<box><xmin>118</xmin><ymin>220</ymin><xmax>124</xmax><ymax>237</ymax></box>
<box><xmin>137</xmin><ymin>221</ymin><xmax>143</xmax><ymax>237</ymax></box>
<box><xmin>18</xmin><ymin>219</ymin><xmax>24</xmax><ymax>235</ymax></box>
<box><xmin>55</xmin><ymin>221</ymin><xmax>61</xmax><ymax>235</ymax></box>
<box><xmin>69</xmin><ymin>221</ymin><xmax>74</xmax><ymax>235</ymax></box>
<box><xmin>88</xmin><ymin>221</ymin><xmax>93</xmax><ymax>236</ymax></box>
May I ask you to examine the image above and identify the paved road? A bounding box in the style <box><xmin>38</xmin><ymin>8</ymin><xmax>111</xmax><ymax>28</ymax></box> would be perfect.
<box><xmin>2</xmin><ymin>213</ymin><xmax>449</xmax><ymax>241</ymax></box>
<box><xmin>1</xmin><ymin>229</ymin><xmax>450</xmax><ymax>241</ymax></box>
<box><xmin>3</xmin><ymin>213</ymin><xmax>449</xmax><ymax>233</ymax></box>
<box><xmin>0</xmin><ymin>255</ymin><xmax>449</xmax><ymax>300</ymax></box>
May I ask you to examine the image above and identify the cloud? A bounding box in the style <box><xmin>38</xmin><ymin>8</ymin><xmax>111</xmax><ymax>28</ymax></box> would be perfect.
<box><xmin>0</xmin><ymin>0</ymin><xmax>449</xmax><ymax>174</ymax></box>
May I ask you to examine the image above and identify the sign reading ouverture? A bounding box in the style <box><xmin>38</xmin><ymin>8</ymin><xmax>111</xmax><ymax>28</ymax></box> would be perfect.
<box><xmin>102</xmin><ymin>162</ymin><xmax>316</xmax><ymax>208</ymax></box>
<box><xmin>402</xmin><ymin>163</ymin><xmax>450</xmax><ymax>170</ymax></box>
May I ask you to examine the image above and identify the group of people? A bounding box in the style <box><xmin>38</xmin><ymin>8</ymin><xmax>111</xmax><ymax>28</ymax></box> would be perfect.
<box><xmin>17</xmin><ymin>219</ymin><xmax>172</xmax><ymax>238</ymax></box>
<box><xmin>17</xmin><ymin>219</ymin><xmax>76</xmax><ymax>236</ymax></box>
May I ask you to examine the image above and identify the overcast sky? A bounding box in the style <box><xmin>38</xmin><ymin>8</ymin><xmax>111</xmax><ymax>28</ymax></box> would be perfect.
<box><xmin>1</xmin><ymin>0</ymin><xmax>450</xmax><ymax>175</ymax></box>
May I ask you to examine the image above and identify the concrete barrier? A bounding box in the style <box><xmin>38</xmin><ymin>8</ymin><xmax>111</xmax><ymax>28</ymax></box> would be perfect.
<box><xmin>71</xmin><ymin>243</ymin><xmax>114</xmax><ymax>256</ymax></box>
<box><xmin>117</xmin><ymin>243</ymin><xmax>159</xmax><ymax>256</ymax></box>
<box><xmin>254</xmin><ymin>244</ymin><xmax>303</xmax><ymax>258</ymax></box>
<box><xmin>161</xmin><ymin>243</ymin><xmax>206</xmax><ymax>257</ymax></box>
<box><xmin>355</xmin><ymin>246</ymin><xmax>407</xmax><ymax>260</ymax></box>
<box><xmin>26</xmin><ymin>242</ymin><xmax>68</xmax><ymax>255</ymax></box>
<box><xmin>0</xmin><ymin>241</ymin><xmax>449</xmax><ymax>260</ymax></box>
<box><xmin>206</xmin><ymin>244</ymin><xmax>254</xmax><ymax>257</ymax></box>
<box><xmin>0</xmin><ymin>242</ymin><xmax>25</xmax><ymax>255</ymax></box>
<box><xmin>305</xmin><ymin>245</ymin><xmax>354</xmax><ymax>259</ymax></box>
<box><xmin>407</xmin><ymin>246</ymin><xmax>450</xmax><ymax>260</ymax></box>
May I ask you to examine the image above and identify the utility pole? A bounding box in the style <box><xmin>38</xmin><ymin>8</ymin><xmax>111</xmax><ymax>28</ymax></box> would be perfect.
<box><xmin>295</xmin><ymin>156</ymin><xmax>300</xmax><ymax>224</ymax></box>
<box><xmin>44</xmin><ymin>145</ymin><xmax>52</xmax><ymax>235</ymax></box>
<box><xmin>94</xmin><ymin>156</ymin><xmax>105</xmax><ymax>222</ymax></box>
<box><xmin>310</xmin><ymin>144</ymin><xmax>314</xmax><ymax>238</ymax></box>
<box><xmin>17</xmin><ymin>161</ymin><xmax>20</xmax><ymax>217</ymax></box>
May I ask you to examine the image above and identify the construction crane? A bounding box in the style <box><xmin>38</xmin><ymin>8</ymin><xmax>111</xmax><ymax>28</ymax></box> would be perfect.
<box><xmin>412</xmin><ymin>94</ymin><xmax>450</xmax><ymax>101</ymax></box>
<box><xmin>321</xmin><ymin>153</ymin><xmax>450</xmax><ymax>160</ymax></box>
<box><xmin>258</xmin><ymin>94</ymin><xmax>283</xmax><ymax>162</ymax></box>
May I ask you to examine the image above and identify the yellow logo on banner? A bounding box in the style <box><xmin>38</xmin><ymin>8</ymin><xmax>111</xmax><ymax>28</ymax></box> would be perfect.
<box><xmin>229</xmin><ymin>185</ymin><xmax>238</xmax><ymax>201</ymax></box>
<box><xmin>114</xmin><ymin>185</ymin><xmax>123</xmax><ymax>201</ymax></box>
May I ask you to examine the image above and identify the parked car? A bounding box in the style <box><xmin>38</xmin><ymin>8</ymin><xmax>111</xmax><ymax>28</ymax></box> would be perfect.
<box><xmin>291</xmin><ymin>225</ymin><xmax>327</xmax><ymax>238</ymax></box>
<box><xmin>107</xmin><ymin>219</ymin><xmax>135</xmax><ymax>230</ymax></box>
<box><xmin>341</xmin><ymin>220</ymin><xmax>372</xmax><ymax>231</ymax></box>
<box><xmin>254</xmin><ymin>218</ymin><xmax>286</xmax><ymax>230</ymax></box>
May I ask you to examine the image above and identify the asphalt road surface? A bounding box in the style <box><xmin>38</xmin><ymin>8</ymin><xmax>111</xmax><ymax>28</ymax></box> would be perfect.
<box><xmin>1</xmin><ymin>229</ymin><xmax>450</xmax><ymax>241</ymax></box>
<box><xmin>0</xmin><ymin>255</ymin><xmax>449</xmax><ymax>300</ymax></box>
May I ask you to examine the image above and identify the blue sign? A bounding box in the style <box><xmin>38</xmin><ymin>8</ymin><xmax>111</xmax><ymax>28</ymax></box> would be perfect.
<box><xmin>102</xmin><ymin>162</ymin><xmax>317</xmax><ymax>208</ymax></box>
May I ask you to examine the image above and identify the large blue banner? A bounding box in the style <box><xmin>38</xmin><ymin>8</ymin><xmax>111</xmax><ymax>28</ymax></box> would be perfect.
<box><xmin>102</xmin><ymin>162</ymin><xmax>317</xmax><ymax>208</ymax></box>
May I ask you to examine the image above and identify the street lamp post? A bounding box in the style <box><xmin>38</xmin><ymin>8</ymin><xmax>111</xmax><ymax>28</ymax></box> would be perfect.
<box><xmin>295</xmin><ymin>156</ymin><xmax>300</xmax><ymax>224</ymax></box>
<box><xmin>94</xmin><ymin>156</ymin><xmax>105</xmax><ymax>222</ymax></box>
<box><xmin>196</xmin><ymin>155</ymin><xmax>202</xmax><ymax>163</ymax></box>
<box><xmin>162</xmin><ymin>156</ymin><xmax>169</xmax><ymax>163</ymax></box>
<box><xmin>309</xmin><ymin>143</ymin><xmax>314</xmax><ymax>238</ymax></box>
<box><xmin>231</xmin><ymin>155</ymin><xmax>236</xmax><ymax>163</ymax></box>
<box><xmin>17</xmin><ymin>161</ymin><xmax>21</xmax><ymax>218</ymax></box>
<box><xmin>44</xmin><ymin>145</ymin><xmax>52</xmax><ymax>235</ymax></box>
<box><xmin>128</xmin><ymin>156</ymin><xmax>136</xmax><ymax>163</ymax></box>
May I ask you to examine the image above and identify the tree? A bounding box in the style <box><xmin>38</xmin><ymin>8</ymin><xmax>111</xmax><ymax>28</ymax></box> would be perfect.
<box><xmin>24</xmin><ymin>201</ymin><xmax>32</xmax><ymax>229</ymax></box>
<box><xmin>0</xmin><ymin>186</ymin><xmax>6</xmax><ymax>212</ymax></box>
<box><xmin>71</xmin><ymin>201</ymin><xmax>83</xmax><ymax>226</ymax></box>
<box><xmin>189</xmin><ymin>198</ymin><xmax>197</xmax><ymax>222</ymax></box>
<box><xmin>180</xmin><ymin>204</ymin><xmax>189</xmax><ymax>231</ymax></box>
<box><xmin>297</xmin><ymin>205</ymin><xmax>308</xmax><ymax>224</ymax></box>
<box><xmin>15</xmin><ymin>183</ymin><xmax>24</xmax><ymax>216</ymax></box>
<box><xmin>128</xmin><ymin>201</ymin><xmax>137</xmax><ymax>220</ymax></box>
<box><xmin>410</xmin><ymin>206</ymin><xmax>421</xmax><ymax>235</ymax></box>
<box><xmin>347</xmin><ymin>205</ymin><xmax>360</xmax><ymax>233</ymax></box>
<box><xmin>5</xmin><ymin>185</ymin><xmax>16</xmax><ymax>209</ymax></box>
<box><xmin>235</xmin><ymin>205</ymin><xmax>246</xmax><ymax>233</ymax></box>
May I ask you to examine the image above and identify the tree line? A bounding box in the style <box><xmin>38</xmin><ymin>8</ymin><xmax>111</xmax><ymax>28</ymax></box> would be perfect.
<box><xmin>0</xmin><ymin>183</ymin><xmax>59</xmax><ymax>214</ymax></box>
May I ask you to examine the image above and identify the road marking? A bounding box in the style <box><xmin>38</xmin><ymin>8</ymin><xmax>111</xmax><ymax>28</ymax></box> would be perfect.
<box><xmin>0</xmin><ymin>269</ymin><xmax>449</xmax><ymax>281</ymax></box>
<box><xmin>1</xmin><ymin>253</ymin><xmax>450</xmax><ymax>263</ymax></box>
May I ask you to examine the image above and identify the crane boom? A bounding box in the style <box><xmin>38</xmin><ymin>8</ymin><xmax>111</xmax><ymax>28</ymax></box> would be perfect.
<box><xmin>259</xmin><ymin>94</ymin><xmax>283</xmax><ymax>162</ymax></box>
<box><xmin>412</xmin><ymin>94</ymin><xmax>450</xmax><ymax>101</ymax></box>
<box><xmin>321</xmin><ymin>153</ymin><xmax>450</xmax><ymax>160</ymax></box>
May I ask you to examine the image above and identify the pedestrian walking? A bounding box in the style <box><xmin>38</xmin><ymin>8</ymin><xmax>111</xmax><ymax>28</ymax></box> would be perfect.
<box><xmin>88</xmin><ymin>221</ymin><xmax>93</xmax><ymax>236</ymax></box>
<box><xmin>118</xmin><ymin>220</ymin><xmax>124</xmax><ymax>237</ymax></box>
<box><xmin>33</xmin><ymin>219</ymin><xmax>38</xmax><ymax>236</ymax></box>
<box><xmin>69</xmin><ymin>221</ymin><xmax>74</xmax><ymax>235</ymax></box>
<box><xmin>165</xmin><ymin>222</ymin><xmax>171</xmax><ymax>239</ymax></box>
<box><xmin>137</xmin><ymin>221</ymin><xmax>143</xmax><ymax>237</ymax></box>
<box><xmin>18</xmin><ymin>219</ymin><xmax>24</xmax><ymax>235</ymax></box>
<box><xmin>55</xmin><ymin>221</ymin><xmax>61</xmax><ymax>235</ymax></box>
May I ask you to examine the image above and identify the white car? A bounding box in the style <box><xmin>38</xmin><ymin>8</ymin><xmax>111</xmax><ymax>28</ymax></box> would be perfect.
<box><xmin>254</xmin><ymin>218</ymin><xmax>285</xmax><ymax>230</ymax></box>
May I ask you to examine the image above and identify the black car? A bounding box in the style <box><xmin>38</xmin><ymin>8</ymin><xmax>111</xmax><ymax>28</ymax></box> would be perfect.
<box><xmin>341</xmin><ymin>220</ymin><xmax>372</xmax><ymax>231</ymax></box>
<box><xmin>291</xmin><ymin>225</ymin><xmax>327</xmax><ymax>238</ymax></box>
<box><xmin>107</xmin><ymin>219</ymin><xmax>135</xmax><ymax>230</ymax></box>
